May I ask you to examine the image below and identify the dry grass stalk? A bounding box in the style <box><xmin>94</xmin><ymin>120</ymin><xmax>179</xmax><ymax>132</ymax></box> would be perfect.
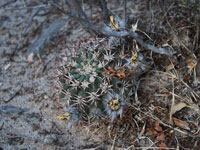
<box><xmin>169</xmin><ymin>77</ymin><xmax>175</xmax><ymax>125</ymax></box>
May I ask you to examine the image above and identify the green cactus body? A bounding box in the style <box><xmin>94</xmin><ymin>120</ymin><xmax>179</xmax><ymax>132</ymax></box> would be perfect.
<box><xmin>56</xmin><ymin>38</ymin><xmax>146</xmax><ymax>126</ymax></box>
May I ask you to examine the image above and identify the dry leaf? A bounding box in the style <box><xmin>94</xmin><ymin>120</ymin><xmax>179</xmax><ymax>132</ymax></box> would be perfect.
<box><xmin>166</xmin><ymin>63</ymin><xmax>174</xmax><ymax>71</ymax></box>
<box><xmin>173</xmin><ymin>117</ymin><xmax>190</xmax><ymax>130</ymax></box>
<box><xmin>159</xmin><ymin>142</ymin><xmax>167</xmax><ymax>149</ymax></box>
<box><xmin>103</xmin><ymin>69</ymin><xmax>109</xmax><ymax>75</ymax></box>
<box><xmin>155</xmin><ymin>121</ymin><xmax>163</xmax><ymax>132</ymax></box>
<box><xmin>108</xmin><ymin>66</ymin><xmax>115</xmax><ymax>73</ymax></box>
<box><xmin>153</xmin><ymin>130</ymin><xmax>158</xmax><ymax>135</ymax></box>
<box><xmin>116</xmin><ymin>70</ymin><xmax>126</xmax><ymax>78</ymax></box>
<box><xmin>171</xmin><ymin>102</ymin><xmax>187</xmax><ymax>115</ymax></box>
<box><xmin>4</xmin><ymin>63</ymin><xmax>11</xmax><ymax>70</ymax></box>
<box><xmin>27</xmin><ymin>52</ymin><xmax>34</xmax><ymax>62</ymax></box>
<box><xmin>187</xmin><ymin>60</ymin><xmax>196</xmax><ymax>68</ymax></box>
<box><xmin>110</xmin><ymin>16</ymin><xmax>120</xmax><ymax>30</ymax></box>
<box><xmin>156</xmin><ymin>132</ymin><xmax>165</xmax><ymax>141</ymax></box>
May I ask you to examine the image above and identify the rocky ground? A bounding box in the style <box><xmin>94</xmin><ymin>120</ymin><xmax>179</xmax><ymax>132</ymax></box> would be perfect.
<box><xmin>0</xmin><ymin>0</ymin><xmax>200</xmax><ymax>150</ymax></box>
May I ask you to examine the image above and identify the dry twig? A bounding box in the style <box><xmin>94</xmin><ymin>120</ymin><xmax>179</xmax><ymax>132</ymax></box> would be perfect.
<box><xmin>169</xmin><ymin>77</ymin><xmax>175</xmax><ymax>125</ymax></box>
<box><xmin>122</xmin><ymin>0</ymin><xmax>127</xmax><ymax>29</ymax></box>
<box><xmin>71</xmin><ymin>0</ymin><xmax>89</xmax><ymax>22</ymax></box>
<box><xmin>50</xmin><ymin>1</ymin><xmax>173</xmax><ymax>56</ymax></box>
<box><xmin>99</xmin><ymin>0</ymin><xmax>110</xmax><ymax>24</ymax></box>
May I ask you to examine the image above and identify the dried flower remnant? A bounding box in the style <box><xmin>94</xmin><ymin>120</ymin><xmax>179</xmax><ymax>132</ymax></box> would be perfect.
<box><xmin>103</xmin><ymin>92</ymin><xmax>126</xmax><ymax>121</ymax></box>
<box><xmin>109</xmin><ymin>99</ymin><xmax>121</xmax><ymax>111</ymax></box>
<box><xmin>58</xmin><ymin>107</ymin><xmax>79</xmax><ymax>128</ymax></box>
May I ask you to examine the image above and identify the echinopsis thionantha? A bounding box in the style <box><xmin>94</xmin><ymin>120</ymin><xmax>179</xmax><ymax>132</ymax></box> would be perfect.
<box><xmin>56</xmin><ymin>38</ymin><xmax>147</xmax><ymax>127</ymax></box>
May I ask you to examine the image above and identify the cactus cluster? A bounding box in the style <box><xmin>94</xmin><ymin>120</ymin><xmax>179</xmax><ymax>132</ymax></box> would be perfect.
<box><xmin>56</xmin><ymin>38</ymin><xmax>146</xmax><ymax>127</ymax></box>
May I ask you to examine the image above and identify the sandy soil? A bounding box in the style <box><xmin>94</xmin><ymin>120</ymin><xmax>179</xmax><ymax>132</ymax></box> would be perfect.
<box><xmin>0</xmin><ymin>1</ymin><xmax>104</xmax><ymax>149</ymax></box>
<box><xmin>0</xmin><ymin>0</ymin><xmax>200</xmax><ymax>150</ymax></box>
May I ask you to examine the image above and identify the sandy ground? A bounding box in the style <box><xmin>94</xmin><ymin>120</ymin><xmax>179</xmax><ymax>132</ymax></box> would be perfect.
<box><xmin>0</xmin><ymin>1</ymin><xmax>105</xmax><ymax>149</ymax></box>
<box><xmin>0</xmin><ymin>0</ymin><xmax>200</xmax><ymax>149</ymax></box>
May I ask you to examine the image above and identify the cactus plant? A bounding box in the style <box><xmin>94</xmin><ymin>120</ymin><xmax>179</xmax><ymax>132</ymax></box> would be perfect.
<box><xmin>55</xmin><ymin>38</ymin><xmax>146</xmax><ymax>127</ymax></box>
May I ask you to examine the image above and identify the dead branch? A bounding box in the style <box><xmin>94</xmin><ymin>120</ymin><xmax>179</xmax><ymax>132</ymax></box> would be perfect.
<box><xmin>99</xmin><ymin>0</ymin><xmax>110</xmax><ymax>24</ymax></box>
<box><xmin>26</xmin><ymin>18</ymin><xmax>67</xmax><ymax>57</ymax></box>
<box><xmin>0</xmin><ymin>105</ymin><xmax>29</xmax><ymax>115</ymax></box>
<box><xmin>0</xmin><ymin>0</ymin><xmax>16</xmax><ymax>9</ymax></box>
<box><xmin>50</xmin><ymin>1</ymin><xmax>173</xmax><ymax>56</ymax></box>
<box><xmin>64</xmin><ymin>0</ymin><xmax>72</xmax><ymax>11</ymax></box>
<box><xmin>71</xmin><ymin>0</ymin><xmax>89</xmax><ymax>22</ymax></box>
<box><xmin>24</xmin><ymin>7</ymin><xmax>42</xmax><ymax>34</ymax></box>
<box><xmin>122</xmin><ymin>0</ymin><xmax>127</xmax><ymax>29</ymax></box>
